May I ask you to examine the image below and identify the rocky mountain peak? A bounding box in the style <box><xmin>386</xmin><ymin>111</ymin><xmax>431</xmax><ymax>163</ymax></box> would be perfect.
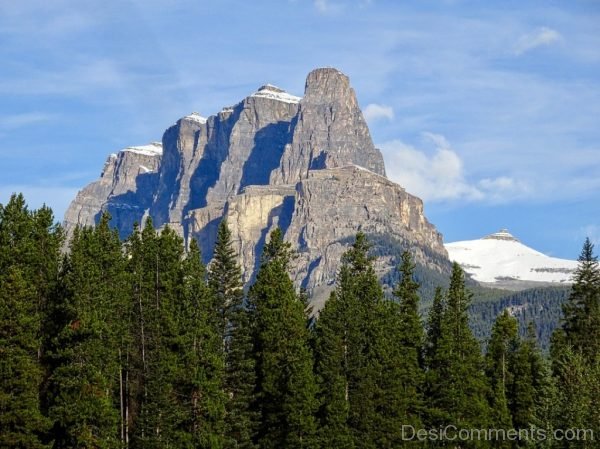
<box><xmin>482</xmin><ymin>228</ymin><xmax>519</xmax><ymax>242</ymax></box>
<box><xmin>304</xmin><ymin>67</ymin><xmax>351</xmax><ymax>101</ymax></box>
<box><xmin>64</xmin><ymin>68</ymin><xmax>448</xmax><ymax>304</ymax></box>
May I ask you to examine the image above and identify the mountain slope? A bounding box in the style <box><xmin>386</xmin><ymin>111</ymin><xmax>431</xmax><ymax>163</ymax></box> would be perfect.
<box><xmin>64</xmin><ymin>68</ymin><xmax>448</xmax><ymax>303</ymax></box>
<box><xmin>445</xmin><ymin>229</ymin><xmax>577</xmax><ymax>290</ymax></box>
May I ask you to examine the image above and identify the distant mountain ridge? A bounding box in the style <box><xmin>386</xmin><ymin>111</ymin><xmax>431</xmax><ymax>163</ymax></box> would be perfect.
<box><xmin>445</xmin><ymin>229</ymin><xmax>578</xmax><ymax>291</ymax></box>
<box><xmin>64</xmin><ymin>68</ymin><xmax>448</xmax><ymax>305</ymax></box>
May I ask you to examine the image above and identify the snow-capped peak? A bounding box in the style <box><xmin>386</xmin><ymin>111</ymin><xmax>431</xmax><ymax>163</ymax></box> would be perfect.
<box><xmin>445</xmin><ymin>229</ymin><xmax>578</xmax><ymax>286</ymax></box>
<box><xmin>251</xmin><ymin>84</ymin><xmax>301</xmax><ymax>104</ymax></box>
<box><xmin>482</xmin><ymin>228</ymin><xmax>519</xmax><ymax>242</ymax></box>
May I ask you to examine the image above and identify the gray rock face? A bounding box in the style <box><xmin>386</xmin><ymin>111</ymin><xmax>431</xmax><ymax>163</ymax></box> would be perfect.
<box><xmin>271</xmin><ymin>68</ymin><xmax>385</xmax><ymax>184</ymax></box>
<box><xmin>64</xmin><ymin>68</ymin><xmax>447</xmax><ymax>304</ymax></box>
<box><xmin>64</xmin><ymin>143</ymin><xmax>162</xmax><ymax>239</ymax></box>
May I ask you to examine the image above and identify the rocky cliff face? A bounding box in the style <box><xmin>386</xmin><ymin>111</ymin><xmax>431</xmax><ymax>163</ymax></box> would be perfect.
<box><xmin>64</xmin><ymin>68</ymin><xmax>448</xmax><ymax>303</ymax></box>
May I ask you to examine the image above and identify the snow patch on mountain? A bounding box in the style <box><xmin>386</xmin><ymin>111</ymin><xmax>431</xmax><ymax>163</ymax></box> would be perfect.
<box><xmin>445</xmin><ymin>229</ymin><xmax>578</xmax><ymax>285</ymax></box>
<box><xmin>121</xmin><ymin>142</ymin><xmax>163</xmax><ymax>157</ymax></box>
<box><xmin>251</xmin><ymin>84</ymin><xmax>301</xmax><ymax>104</ymax></box>
<box><xmin>183</xmin><ymin>112</ymin><xmax>207</xmax><ymax>124</ymax></box>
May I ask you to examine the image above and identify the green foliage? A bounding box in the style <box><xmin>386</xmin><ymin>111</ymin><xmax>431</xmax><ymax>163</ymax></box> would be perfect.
<box><xmin>0</xmin><ymin>194</ymin><xmax>62</xmax><ymax>449</ymax></box>
<box><xmin>209</xmin><ymin>220</ymin><xmax>257</xmax><ymax>449</ymax></box>
<box><xmin>426</xmin><ymin>263</ymin><xmax>491</xmax><ymax>444</ymax></box>
<box><xmin>248</xmin><ymin>228</ymin><xmax>318</xmax><ymax>449</ymax></box>
<box><xmin>4</xmin><ymin>193</ymin><xmax>600</xmax><ymax>449</ymax></box>
<box><xmin>561</xmin><ymin>238</ymin><xmax>600</xmax><ymax>362</ymax></box>
<box><xmin>485</xmin><ymin>311</ymin><xmax>518</xmax><ymax>434</ymax></box>
<box><xmin>470</xmin><ymin>287</ymin><xmax>571</xmax><ymax>351</ymax></box>
<box><xmin>315</xmin><ymin>236</ymin><xmax>424</xmax><ymax>449</ymax></box>
<box><xmin>46</xmin><ymin>214</ymin><xmax>124</xmax><ymax>449</ymax></box>
<box><xmin>0</xmin><ymin>267</ymin><xmax>51</xmax><ymax>449</ymax></box>
<box><xmin>550</xmin><ymin>239</ymin><xmax>600</xmax><ymax>447</ymax></box>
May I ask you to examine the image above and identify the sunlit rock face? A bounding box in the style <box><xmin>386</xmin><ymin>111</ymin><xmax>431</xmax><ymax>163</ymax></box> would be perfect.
<box><xmin>64</xmin><ymin>68</ymin><xmax>447</xmax><ymax>305</ymax></box>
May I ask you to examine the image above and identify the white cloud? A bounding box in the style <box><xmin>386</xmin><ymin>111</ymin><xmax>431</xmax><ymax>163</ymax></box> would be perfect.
<box><xmin>313</xmin><ymin>0</ymin><xmax>373</xmax><ymax>13</ymax></box>
<box><xmin>0</xmin><ymin>112</ymin><xmax>56</xmax><ymax>130</ymax></box>
<box><xmin>378</xmin><ymin>133</ymin><xmax>530</xmax><ymax>203</ymax></box>
<box><xmin>314</xmin><ymin>0</ymin><xmax>337</xmax><ymax>14</ymax></box>
<box><xmin>363</xmin><ymin>103</ymin><xmax>394</xmax><ymax>122</ymax></box>
<box><xmin>514</xmin><ymin>27</ymin><xmax>563</xmax><ymax>55</ymax></box>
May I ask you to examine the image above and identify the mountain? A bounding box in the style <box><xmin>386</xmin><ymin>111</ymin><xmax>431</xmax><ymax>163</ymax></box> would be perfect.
<box><xmin>445</xmin><ymin>229</ymin><xmax>578</xmax><ymax>290</ymax></box>
<box><xmin>64</xmin><ymin>67</ymin><xmax>448</xmax><ymax>306</ymax></box>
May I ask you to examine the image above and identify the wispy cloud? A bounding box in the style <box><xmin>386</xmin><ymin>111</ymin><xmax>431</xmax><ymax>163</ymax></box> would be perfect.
<box><xmin>363</xmin><ymin>103</ymin><xmax>394</xmax><ymax>122</ymax></box>
<box><xmin>379</xmin><ymin>133</ymin><xmax>530</xmax><ymax>203</ymax></box>
<box><xmin>313</xmin><ymin>0</ymin><xmax>370</xmax><ymax>15</ymax></box>
<box><xmin>314</xmin><ymin>0</ymin><xmax>341</xmax><ymax>14</ymax></box>
<box><xmin>514</xmin><ymin>27</ymin><xmax>563</xmax><ymax>55</ymax></box>
<box><xmin>0</xmin><ymin>112</ymin><xmax>57</xmax><ymax>130</ymax></box>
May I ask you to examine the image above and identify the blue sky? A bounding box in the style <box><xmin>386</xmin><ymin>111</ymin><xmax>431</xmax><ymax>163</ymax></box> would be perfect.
<box><xmin>0</xmin><ymin>0</ymin><xmax>598</xmax><ymax>258</ymax></box>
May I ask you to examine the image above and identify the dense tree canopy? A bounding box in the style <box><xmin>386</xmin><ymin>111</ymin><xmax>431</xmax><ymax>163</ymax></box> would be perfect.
<box><xmin>1</xmin><ymin>196</ymin><xmax>599</xmax><ymax>449</ymax></box>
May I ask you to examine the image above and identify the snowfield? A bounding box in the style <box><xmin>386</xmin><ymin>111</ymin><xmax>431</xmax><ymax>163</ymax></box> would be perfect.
<box><xmin>445</xmin><ymin>229</ymin><xmax>578</xmax><ymax>285</ymax></box>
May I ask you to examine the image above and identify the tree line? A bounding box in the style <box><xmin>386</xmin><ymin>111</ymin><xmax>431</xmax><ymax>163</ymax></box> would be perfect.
<box><xmin>1</xmin><ymin>193</ymin><xmax>599</xmax><ymax>449</ymax></box>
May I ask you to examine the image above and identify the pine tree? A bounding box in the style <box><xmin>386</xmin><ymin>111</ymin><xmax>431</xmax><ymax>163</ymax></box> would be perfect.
<box><xmin>0</xmin><ymin>194</ymin><xmax>62</xmax><ymax>449</ymax></box>
<box><xmin>316</xmin><ymin>234</ymin><xmax>421</xmax><ymax>449</ymax></box>
<box><xmin>424</xmin><ymin>286</ymin><xmax>445</xmax><ymax>370</ymax></box>
<box><xmin>336</xmin><ymin>233</ymin><xmax>384</xmax><ymax>449</ymax></box>
<box><xmin>390</xmin><ymin>251</ymin><xmax>424</xmax><ymax>428</ymax></box>
<box><xmin>177</xmin><ymin>238</ymin><xmax>226</xmax><ymax>448</ymax></box>
<box><xmin>46</xmin><ymin>214</ymin><xmax>125</xmax><ymax>448</ymax></box>
<box><xmin>552</xmin><ymin>347</ymin><xmax>592</xmax><ymax>448</ymax></box>
<box><xmin>427</xmin><ymin>263</ymin><xmax>490</xmax><ymax>437</ymax></box>
<box><xmin>313</xmin><ymin>288</ymin><xmax>354</xmax><ymax>449</ymax></box>
<box><xmin>561</xmin><ymin>238</ymin><xmax>600</xmax><ymax>362</ymax></box>
<box><xmin>0</xmin><ymin>267</ymin><xmax>51</xmax><ymax>449</ymax></box>
<box><xmin>248</xmin><ymin>228</ymin><xmax>317</xmax><ymax>449</ymax></box>
<box><xmin>127</xmin><ymin>220</ymin><xmax>186</xmax><ymax>449</ymax></box>
<box><xmin>208</xmin><ymin>220</ymin><xmax>257</xmax><ymax>449</ymax></box>
<box><xmin>509</xmin><ymin>323</ymin><xmax>555</xmax><ymax>434</ymax></box>
<box><xmin>485</xmin><ymin>310</ymin><xmax>517</xmax><ymax>440</ymax></box>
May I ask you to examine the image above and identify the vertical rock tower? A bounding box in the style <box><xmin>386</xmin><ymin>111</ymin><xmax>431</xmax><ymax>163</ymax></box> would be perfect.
<box><xmin>64</xmin><ymin>68</ymin><xmax>447</xmax><ymax>303</ymax></box>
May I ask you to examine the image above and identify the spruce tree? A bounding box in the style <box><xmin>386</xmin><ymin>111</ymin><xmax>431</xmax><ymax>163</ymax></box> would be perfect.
<box><xmin>127</xmin><ymin>220</ymin><xmax>185</xmax><ymax>449</ymax></box>
<box><xmin>248</xmin><ymin>228</ymin><xmax>317</xmax><ymax>449</ymax></box>
<box><xmin>0</xmin><ymin>194</ymin><xmax>62</xmax><ymax>449</ymax></box>
<box><xmin>424</xmin><ymin>286</ymin><xmax>445</xmax><ymax>370</ymax></box>
<box><xmin>508</xmin><ymin>323</ymin><xmax>554</xmax><ymax>433</ymax></box>
<box><xmin>177</xmin><ymin>238</ymin><xmax>226</xmax><ymax>448</ymax></box>
<box><xmin>427</xmin><ymin>263</ymin><xmax>490</xmax><ymax>437</ymax></box>
<box><xmin>0</xmin><ymin>267</ymin><xmax>51</xmax><ymax>449</ymax></box>
<box><xmin>46</xmin><ymin>214</ymin><xmax>124</xmax><ymax>448</ymax></box>
<box><xmin>208</xmin><ymin>220</ymin><xmax>257</xmax><ymax>449</ymax></box>
<box><xmin>390</xmin><ymin>251</ymin><xmax>424</xmax><ymax>428</ymax></box>
<box><xmin>336</xmin><ymin>233</ymin><xmax>383</xmax><ymax>449</ymax></box>
<box><xmin>561</xmin><ymin>238</ymin><xmax>600</xmax><ymax>362</ymax></box>
<box><xmin>485</xmin><ymin>310</ymin><xmax>517</xmax><ymax>438</ymax></box>
<box><xmin>313</xmin><ymin>288</ymin><xmax>354</xmax><ymax>449</ymax></box>
<box><xmin>315</xmin><ymin>234</ymin><xmax>420</xmax><ymax>449</ymax></box>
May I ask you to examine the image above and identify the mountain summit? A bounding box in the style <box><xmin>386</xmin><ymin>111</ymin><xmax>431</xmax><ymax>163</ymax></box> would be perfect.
<box><xmin>445</xmin><ymin>229</ymin><xmax>577</xmax><ymax>290</ymax></box>
<box><xmin>64</xmin><ymin>68</ymin><xmax>447</xmax><ymax>304</ymax></box>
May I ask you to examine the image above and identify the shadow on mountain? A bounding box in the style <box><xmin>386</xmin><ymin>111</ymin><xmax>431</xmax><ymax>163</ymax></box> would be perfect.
<box><xmin>239</xmin><ymin>116</ymin><xmax>297</xmax><ymax>191</ymax></box>
<box><xmin>184</xmin><ymin>106</ymin><xmax>243</xmax><ymax>213</ymax></box>
<box><xmin>94</xmin><ymin>171</ymin><xmax>160</xmax><ymax>240</ymax></box>
<box><xmin>150</xmin><ymin>125</ymin><xmax>187</xmax><ymax>226</ymax></box>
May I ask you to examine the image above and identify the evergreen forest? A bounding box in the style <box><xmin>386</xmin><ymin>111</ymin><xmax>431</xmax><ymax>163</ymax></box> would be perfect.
<box><xmin>1</xmin><ymin>194</ymin><xmax>599</xmax><ymax>448</ymax></box>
